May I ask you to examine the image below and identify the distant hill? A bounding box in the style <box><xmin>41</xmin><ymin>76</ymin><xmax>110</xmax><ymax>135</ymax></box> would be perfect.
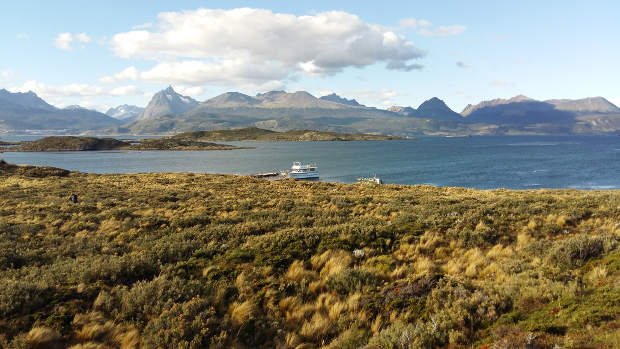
<box><xmin>169</xmin><ymin>127</ymin><xmax>404</xmax><ymax>141</ymax></box>
<box><xmin>10</xmin><ymin>136</ymin><xmax>129</xmax><ymax>151</ymax></box>
<box><xmin>6</xmin><ymin>135</ymin><xmax>240</xmax><ymax>151</ymax></box>
<box><xmin>415</xmin><ymin>97</ymin><xmax>463</xmax><ymax>121</ymax></box>
<box><xmin>463</xmin><ymin>100</ymin><xmax>575</xmax><ymax>125</ymax></box>
<box><xmin>461</xmin><ymin>95</ymin><xmax>534</xmax><ymax>117</ymax></box>
<box><xmin>138</xmin><ymin>86</ymin><xmax>198</xmax><ymax>120</ymax></box>
<box><xmin>319</xmin><ymin>93</ymin><xmax>363</xmax><ymax>107</ymax></box>
<box><xmin>387</xmin><ymin>97</ymin><xmax>463</xmax><ymax>121</ymax></box>
<box><xmin>0</xmin><ymin>88</ymin><xmax>55</xmax><ymax>110</ymax></box>
<box><xmin>545</xmin><ymin>97</ymin><xmax>620</xmax><ymax>114</ymax></box>
<box><xmin>106</xmin><ymin>104</ymin><xmax>144</xmax><ymax>121</ymax></box>
<box><xmin>460</xmin><ymin>96</ymin><xmax>620</xmax><ymax>134</ymax></box>
<box><xmin>0</xmin><ymin>89</ymin><xmax>121</xmax><ymax>132</ymax></box>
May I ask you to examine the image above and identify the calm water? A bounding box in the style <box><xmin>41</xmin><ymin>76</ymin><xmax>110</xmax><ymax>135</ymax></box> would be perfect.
<box><xmin>1</xmin><ymin>135</ymin><xmax>619</xmax><ymax>189</ymax></box>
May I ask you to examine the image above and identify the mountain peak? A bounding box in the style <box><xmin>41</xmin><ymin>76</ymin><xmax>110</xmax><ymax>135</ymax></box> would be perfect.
<box><xmin>138</xmin><ymin>87</ymin><xmax>198</xmax><ymax>120</ymax></box>
<box><xmin>202</xmin><ymin>92</ymin><xmax>260</xmax><ymax>108</ymax></box>
<box><xmin>319</xmin><ymin>93</ymin><xmax>363</xmax><ymax>107</ymax></box>
<box><xmin>106</xmin><ymin>104</ymin><xmax>144</xmax><ymax>120</ymax></box>
<box><xmin>387</xmin><ymin>106</ymin><xmax>416</xmax><ymax>115</ymax></box>
<box><xmin>0</xmin><ymin>88</ymin><xmax>56</xmax><ymax>111</ymax></box>
<box><xmin>415</xmin><ymin>97</ymin><xmax>462</xmax><ymax>121</ymax></box>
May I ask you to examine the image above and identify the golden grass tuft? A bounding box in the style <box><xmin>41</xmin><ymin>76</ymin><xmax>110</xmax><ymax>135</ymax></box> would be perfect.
<box><xmin>299</xmin><ymin>313</ymin><xmax>332</xmax><ymax>340</ymax></box>
<box><xmin>587</xmin><ymin>265</ymin><xmax>608</xmax><ymax>287</ymax></box>
<box><xmin>230</xmin><ymin>300</ymin><xmax>257</xmax><ymax>326</ymax></box>
<box><xmin>25</xmin><ymin>327</ymin><xmax>60</xmax><ymax>347</ymax></box>
<box><xmin>286</xmin><ymin>260</ymin><xmax>318</xmax><ymax>282</ymax></box>
<box><xmin>311</xmin><ymin>250</ymin><xmax>352</xmax><ymax>278</ymax></box>
<box><xmin>414</xmin><ymin>256</ymin><xmax>438</xmax><ymax>276</ymax></box>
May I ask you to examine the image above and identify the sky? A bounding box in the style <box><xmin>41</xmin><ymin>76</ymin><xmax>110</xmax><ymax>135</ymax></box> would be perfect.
<box><xmin>1</xmin><ymin>0</ymin><xmax>619</xmax><ymax>113</ymax></box>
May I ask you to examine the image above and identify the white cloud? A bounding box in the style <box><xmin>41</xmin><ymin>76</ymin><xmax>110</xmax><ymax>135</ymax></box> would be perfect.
<box><xmin>174</xmin><ymin>85</ymin><xmax>206</xmax><ymax>97</ymax></box>
<box><xmin>490</xmin><ymin>80</ymin><xmax>515</xmax><ymax>87</ymax></box>
<box><xmin>342</xmin><ymin>89</ymin><xmax>401</xmax><ymax>107</ymax></box>
<box><xmin>16</xmin><ymin>33</ymin><xmax>29</xmax><ymax>40</ymax></box>
<box><xmin>398</xmin><ymin>18</ymin><xmax>432</xmax><ymax>30</ymax></box>
<box><xmin>456</xmin><ymin>61</ymin><xmax>471</xmax><ymax>68</ymax></box>
<box><xmin>609</xmin><ymin>97</ymin><xmax>620</xmax><ymax>107</ymax></box>
<box><xmin>419</xmin><ymin>25</ymin><xmax>466</xmax><ymax>37</ymax></box>
<box><xmin>106</xmin><ymin>8</ymin><xmax>426</xmax><ymax>87</ymax></box>
<box><xmin>53</xmin><ymin>32</ymin><xmax>92</xmax><ymax>50</ymax></box>
<box><xmin>9</xmin><ymin>80</ymin><xmax>143</xmax><ymax>98</ymax></box>
<box><xmin>75</xmin><ymin>33</ymin><xmax>92</xmax><ymax>43</ymax></box>
<box><xmin>109</xmin><ymin>85</ymin><xmax>143</xmax><ymax>96</ymax></box>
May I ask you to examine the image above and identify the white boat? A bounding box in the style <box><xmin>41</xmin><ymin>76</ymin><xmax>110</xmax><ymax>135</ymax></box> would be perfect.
<box><xmin>288</xmin><ymin>161</ymin><xmax>319</xmax><ymax>180</ymax></box>
<box><xmin>357</xmin><ymin>174</ymin><xmax>383</xmax><ymax>184</ymax></box>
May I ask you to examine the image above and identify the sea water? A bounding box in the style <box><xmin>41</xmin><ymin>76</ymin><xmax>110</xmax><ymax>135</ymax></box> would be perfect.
<box><xmin>1</xmin><ymin>135</ymin><xmax>619</xmax><ymax>190</ymax></box>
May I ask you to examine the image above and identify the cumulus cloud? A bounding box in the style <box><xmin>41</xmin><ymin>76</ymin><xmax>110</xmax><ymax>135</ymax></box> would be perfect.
<box><xmin>456</xmin><ymin>61</ymin><xmax>471</xmax><ymax>68</ymax></box>
<box><xmin>419</xmin><ymin>25</ymin><xmax>466</xmax><ymax>37</ymax></box>
<box><xmin>53</xmin><ymin>32</ymin><xmax>92</xmax><ymax>50</ymax></box>
<box><xmin>109</xmin><ymin>85</ymin><xmax>143</xmax><ymax>96</ymax></box>
<box><xmin>105</xmin><ymin>8</ymin><xmax>426</xmax><ymax>87</ymax></box>
<box><xmin>9</xmin><ymin>80</ymin><xmax>142</xmax><ymax>97</ymax></box>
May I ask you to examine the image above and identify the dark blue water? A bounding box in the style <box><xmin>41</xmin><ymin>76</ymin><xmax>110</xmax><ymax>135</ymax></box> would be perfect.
<box><xmin>1</xmin><ymin>135</ymin><xmax>619</xmax><ymax>189</ymax></box>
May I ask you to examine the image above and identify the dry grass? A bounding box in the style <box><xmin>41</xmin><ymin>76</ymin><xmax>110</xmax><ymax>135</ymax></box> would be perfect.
<box><xmin>0</xmin><ymin>165</ymin><xmax>618</xmax><ymax>348</ymax></box>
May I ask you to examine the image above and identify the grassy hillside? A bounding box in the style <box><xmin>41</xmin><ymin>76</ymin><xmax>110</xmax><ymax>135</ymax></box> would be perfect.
<box><xmin>172</xmin><ymin>128</ymin><xmax>404</xmax><ymax>141</ymax></box>
<box><xmin>5</xmin><ymin>136</ymin><xmax>242</xmax><ymax>152</ymax></box>
<box><xmin>0</xmin><ymin>163</ymin><xmax>618</xmax><ymax>348</ymax></box>
<box><xmin>10</xmin><ymin>136</ymin><xmax>130</xmax><ymax>151</ymax></box>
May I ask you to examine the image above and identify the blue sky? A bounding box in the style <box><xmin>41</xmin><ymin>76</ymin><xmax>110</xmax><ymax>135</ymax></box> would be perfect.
<box><xmin>1</xmin><ymin>0</ymin><xmax>619</xmax><ymax>112</ymax></box>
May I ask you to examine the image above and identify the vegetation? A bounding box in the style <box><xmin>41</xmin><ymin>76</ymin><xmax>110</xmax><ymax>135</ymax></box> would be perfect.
<box><xmin>0</xmin><ymin>161</ymin><xmax>618</xmax><ymax>348</ymax></box>
<box><xmin>8</xmin><ymin>136</ymin><xmax>130</xmax><ymax>151</ymax></box>
<box><xmin>170</xmin><ymin>127</ymin><xmax>405</xmax><ymax>141</ymax></box>
<box><xmin>128</xmin><ymin>137</ymin><xmax>243</xmax><ymax>151</ymax></box>
<box><xmin>4</xmin><ymin>136</ymin><xmax>242</xmax><ymax>152</ymax></box>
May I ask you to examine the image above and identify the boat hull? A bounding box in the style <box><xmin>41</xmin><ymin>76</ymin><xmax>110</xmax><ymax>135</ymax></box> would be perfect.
<box><xmin>289</xmin><ymin>171</ymin><xmax>319</xmax><ymax>180</ymax></box>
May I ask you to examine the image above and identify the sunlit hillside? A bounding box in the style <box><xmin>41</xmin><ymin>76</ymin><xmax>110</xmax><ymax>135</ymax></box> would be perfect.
<box><xmin>0</xmin><ymin>162</ymin><xmax>618</xmax><ymax>348</ymax></box>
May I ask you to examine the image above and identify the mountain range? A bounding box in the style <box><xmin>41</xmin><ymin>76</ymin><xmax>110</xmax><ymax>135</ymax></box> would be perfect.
<box><xmin>0</xmin><ymin>89</ymin><xmax>121</xmax><ymax>132</ymax></box>
<box><xmin>105</xmin><ymin>104</ymin><xmax>144</xmax><ymax>121</ymax></box>
<box><xmin>1</xmin><ymin>86</ymin><xmax>619</xmax><ymax>136</ymax></box>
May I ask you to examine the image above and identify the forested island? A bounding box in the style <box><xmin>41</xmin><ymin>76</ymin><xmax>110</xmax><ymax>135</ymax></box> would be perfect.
<box><xmin>0</xmin><ymin>162</ymin><xmax>618</xmax><ymax>348</ymax></box>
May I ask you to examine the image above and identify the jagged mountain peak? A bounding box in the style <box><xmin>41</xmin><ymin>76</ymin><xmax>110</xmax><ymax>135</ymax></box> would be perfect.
<box><xmin>106</xmin><ymin>104</ymin><xmax>144</xmax><ymax>120</ymax></box>
<box><xmin>319</xmin><ymin>93</ymin><xmax>362</xmax><ymax>107</ymax></box>
<box><xmin>138</xmin><ymin>86</ymin><xmax>198</xmax><ymax>120</ymax></box>
<box><xmin>0</xmin><ymin>88</ymin><xmax>56</xmax><ymax>110</ymax></box>
<box><xmin>387</xmin><ymin>106</ymin><xmax>416</xmax><ymax>115</ymax></box>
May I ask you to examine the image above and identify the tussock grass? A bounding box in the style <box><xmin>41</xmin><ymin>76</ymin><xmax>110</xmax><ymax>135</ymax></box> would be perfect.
<box><xmin>0</xmin><ymin>164</ymin><xmax>618</xmax><ymax>348</ymax></box>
